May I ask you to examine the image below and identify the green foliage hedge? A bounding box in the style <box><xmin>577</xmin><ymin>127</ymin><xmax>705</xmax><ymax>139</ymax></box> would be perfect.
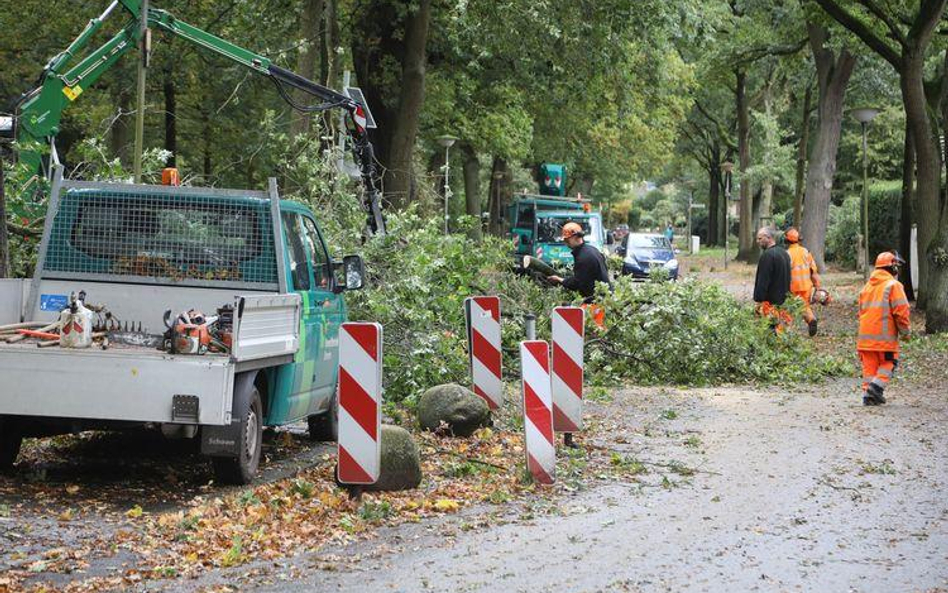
<box><xmin>827</xmin><ymin>181</ymin><xmax>901</xmax><ymax>267</ymax></box>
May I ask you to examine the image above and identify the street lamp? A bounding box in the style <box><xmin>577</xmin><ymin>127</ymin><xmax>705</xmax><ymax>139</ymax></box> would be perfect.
<box><xmin>851</xmin><ymin>107</ymin><xmax>879</xmax><ymax>279</ymax></box>
<box><xmin>720</xmin><ymin>161</ymin><xmax>734</xmax><ymax>269</ymax></box>
<box><xmin>436</xmin><ymin>135</ymin><xmax>457</xmax><ymax>235</ymax></box>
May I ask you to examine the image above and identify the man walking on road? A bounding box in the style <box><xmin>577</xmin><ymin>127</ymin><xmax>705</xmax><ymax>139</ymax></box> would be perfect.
<box><xmin>857</xmin><ymin>252</ymin><xmax>911</xmax><ymax>406</ymax></box>
<box><xmin>753</xmin><ymin>227</ymin><xmax>791</xmax><ymax>333</ymax></box>
<box><xmin>547</xmin><ymin>222</ymin><xmax>611</xmax><ymax>326</ymax></box>
<box><xmin>785</xmin><ymin>228</ymin><xmax>823</xmax><ymax>337</ymax></box>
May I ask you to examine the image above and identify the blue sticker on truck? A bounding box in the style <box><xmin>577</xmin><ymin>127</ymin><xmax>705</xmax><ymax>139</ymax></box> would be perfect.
<box><xmin>40</xmin><ymin>294</ymin><xmax>69</xmax><ymax>312</ymax></box>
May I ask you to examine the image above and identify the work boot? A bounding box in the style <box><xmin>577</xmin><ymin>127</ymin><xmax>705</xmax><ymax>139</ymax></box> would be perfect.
<box><xmin>808</xmin><ymin>319</ymin><xmax>818</xmax><ymax>337</ymax></box>
<box><xmin>866</xmin><ymin>383</ymin><xmax>886</xmax><ymax>405</ymax></box>
<box><xmin>863</xmin><ymin>395</ymin><xmax>879</xmax><ymax>406</ymax></box>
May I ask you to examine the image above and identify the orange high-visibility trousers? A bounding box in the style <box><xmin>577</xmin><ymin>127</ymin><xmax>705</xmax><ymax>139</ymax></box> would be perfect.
<box><xmin>792</xmin><ymin>289</ymin><xmax>815</xmax><ymax>323</ymax></box>
<box><xmin>858</xmin><ymin>350</ymin><xmax>898</xmax><ymax>392</ymax></box>
<box><xmin>758</xmin><ymin>301</ymin><xmax>792</xmax><ymax>334</ymax></box>
<box><xmin>581</xmin><ymin>303</ymin><xmax>605</xmax><ymax>328</ymax></box>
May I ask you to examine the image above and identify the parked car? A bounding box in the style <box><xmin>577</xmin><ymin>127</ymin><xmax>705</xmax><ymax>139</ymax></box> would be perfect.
<box><xmin>617</xmin><ymin>233</ymin><xmax>679</xmax><ymax>280</ymax></box>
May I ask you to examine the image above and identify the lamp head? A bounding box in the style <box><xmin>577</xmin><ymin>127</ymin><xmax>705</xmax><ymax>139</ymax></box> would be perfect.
<box><xmin>851</xmin><ymin>107</ymin><xmax>880</xmax><ymax>124</ymax></box>
<box><xmin>436</xmin><ymin>135</ymin><xmax>457</xmax><ymax>148</ymax></box>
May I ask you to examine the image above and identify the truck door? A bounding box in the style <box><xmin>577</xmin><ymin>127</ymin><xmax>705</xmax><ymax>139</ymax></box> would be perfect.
<box><xmin>299</xmin><ymin>215</ymin><xmax>344</xmax><ymax>407</ymax></box>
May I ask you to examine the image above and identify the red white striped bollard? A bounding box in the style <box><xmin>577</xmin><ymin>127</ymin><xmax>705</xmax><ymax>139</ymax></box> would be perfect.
<box><xmin>337</xmin><ymin>322</ymin><xmax>382</xmax><ymax>485</ymax></box>
<box><xmin>551</xmin><ymin>306</ymin><xmax>585</xmax><ymax>433</ymax></box>
<box><xmin>520</xmin><ymin>340</ymin><xmax>555</xmax><ymax>484</ymax></box>
<box><xmin>464</xmin><ymin>296</ymin><xmax>503</xmax><ymax>409</ymax></box>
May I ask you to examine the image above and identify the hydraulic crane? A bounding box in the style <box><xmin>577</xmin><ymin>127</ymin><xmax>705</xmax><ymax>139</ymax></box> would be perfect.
<box><xmin>6</xmin><ymin>0</ymin><xmax>386</xmax><ymax>235</ymax></box>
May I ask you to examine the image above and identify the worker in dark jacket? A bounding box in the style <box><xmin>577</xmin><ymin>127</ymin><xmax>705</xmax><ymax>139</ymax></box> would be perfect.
<box><xmin>547</xmin><ymin>222</ymin><xmax>611</xmax><ymax>329</ymax></box>
<box><xmin>753</xmin><ymin>227</ymin><xmax>792</xmax><ymax>332</ymax></box>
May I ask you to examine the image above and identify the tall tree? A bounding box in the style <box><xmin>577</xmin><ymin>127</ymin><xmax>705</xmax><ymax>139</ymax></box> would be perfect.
<box><xmin>800</xmin><ymin>20</ymin><xmax>856</xmax><ymax>270</ymax></box>
<box><xmin>814</xmin><ymin>0</ymin><xmax>947</xmax><ymax>322</ymax></box>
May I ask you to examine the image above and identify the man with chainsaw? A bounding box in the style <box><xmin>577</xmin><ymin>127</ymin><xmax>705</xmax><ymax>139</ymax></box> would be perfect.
<box><xmin>784</xmin><ymin>228</ymin><xmax>823</xmax><ymax>336</ymax></box>
<box><xmin>547</xmin><ymin>222</ymin><xmax>611</xmax><ymax>326</ymax></box>
<box><xmin>857</xmin><ymin>251</ymin><xmax>911</xmax><ymax>406</ymax></box>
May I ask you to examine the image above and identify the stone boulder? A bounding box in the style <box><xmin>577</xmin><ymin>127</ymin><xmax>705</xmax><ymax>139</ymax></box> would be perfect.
<box><xmin>417</xmin><ymin>383</ymin><xmax>491</xmax><ymax>437</ymax></box>
<box><xmin>363</xmin><ymin>424</ymin><xmax>423</xmax><ymax>492</ymax></box>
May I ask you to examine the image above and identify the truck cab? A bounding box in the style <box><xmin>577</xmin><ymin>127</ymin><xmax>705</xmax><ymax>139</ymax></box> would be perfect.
<box><xmin>0</xmin><ymin>173</ymin><xmax>363</xmax><ymax>484</ymax></box>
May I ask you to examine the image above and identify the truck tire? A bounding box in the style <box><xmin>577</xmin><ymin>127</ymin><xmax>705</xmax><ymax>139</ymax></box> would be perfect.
<box><xmin>212</xmin><ymin>387</ymin><xmax>263</xmax><ymax>485</ymax></box>
<box><xmin>0</xmin><ymin>417</ymin><xmax>23</xmax><ymax>470</ymax></box>
<box><xmin>307</xmin><ymin>394</ymin><xmax>338</xmax><ymax>442</ymax></box>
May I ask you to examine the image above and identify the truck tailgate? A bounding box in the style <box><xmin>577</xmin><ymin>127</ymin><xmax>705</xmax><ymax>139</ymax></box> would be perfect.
<box><xmin>0</xmin><ymin>347</ymin><xmax>234</xmax><ymax>425</ymax></box>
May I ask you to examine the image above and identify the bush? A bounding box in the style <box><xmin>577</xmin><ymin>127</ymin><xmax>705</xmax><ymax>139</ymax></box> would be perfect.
<box><xmin>826</xmin><ymin>181</ymin><xmax>901</xmax><ymax>266</ymax></box>
<box><xmin>586</xmin><ymin>276</ymin><xmax>847</xmax><ymax>386</ymax></box>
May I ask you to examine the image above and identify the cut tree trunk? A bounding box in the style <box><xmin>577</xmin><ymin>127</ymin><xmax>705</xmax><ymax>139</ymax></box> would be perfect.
<box><xmin>801</xmin><ymin>22</ymin><xmax>856</xmax><ymax>271</ymax></box>
<box><xmin>0</xmin><ymin>161</ymin><xmax>8</xmax><ymax>278</ymax></box>
<box><xmin>461</xmin><ymin>143</ymin><xmax>482</xmax><ymax>241</ymax></box>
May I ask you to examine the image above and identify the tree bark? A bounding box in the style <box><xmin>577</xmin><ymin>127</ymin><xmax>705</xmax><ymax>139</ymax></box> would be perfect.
<box><xmin>902</xmin><ymin>53</ymin><xmax>940</xmax><ymax>308</ymax></box>
<box><xmin>381</xmin><ymin>0</ymin><xmax>432</xmax><ymax>209</ymax></box>
<box><xmin>735</xmin><ymin>69</ymin><xmax>756</xmax><ymax>262</ymax></box>
<box><xmin>163</xmin><ymin>73</ymin><xmax>176</xmax><ymax>167</ymax></box>
<box><xmin>461</xmin><ymin>143</ymin><xmax>482</xmax><ymax>241</ymax></box>
<box><xmin>900</xmin><ymin>123</ymin><xmax>916</xmax><ymax>301</ymax></box>
<box><xmin>801</xmin><ymin>22</ymin><xmax>856</xmax><ymax>271</ymax></box>
<box><xmin>488</xmin><ymin>157</ymin><xmax>512</xmax><ymax>236</ymax></box>
<box><xmin>0</xmin><ymin>160</ymin><xmax>9</xmax><ymax>278</ymax></box>
<box><xmin>707</xmin><ymin>142</ymin><xmax>721</xmax><ymax>246</ymax></box>
<box><xmin>291</xmin><ymin>0</ymin><xmax>325</xmax><ymax>139</ymax></box>
<box><xmin>110</xmin><ymin>87</ymin><xmax>132</xmax><ymax>167</ymax></box>
<box><xmin>202</xmin><ymin>109</ymin><xmax>213</xmax><ymax>181</ymax></box>
<box><xmin>793</xmin><ymin>82</ymin><xmax>812</xmax><ymax>227</ymax></box>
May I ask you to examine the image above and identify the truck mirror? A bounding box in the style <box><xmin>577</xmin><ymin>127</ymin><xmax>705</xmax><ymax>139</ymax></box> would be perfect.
<box><xmin>606</xmin><ymin>231</ymin><xmax>615</xmax><ymax>245</ymax></box>
<box><xmin>334</xmin><ymin>255</ymin><xmax>365</xmax><ymax>292</ymax></box>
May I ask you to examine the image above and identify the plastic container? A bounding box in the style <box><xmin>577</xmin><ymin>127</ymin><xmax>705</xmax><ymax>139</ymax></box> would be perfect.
<box><xmin>59</xmin><ymin>293</ymin><xmax>94</xmax><ymax>348</ymax></box>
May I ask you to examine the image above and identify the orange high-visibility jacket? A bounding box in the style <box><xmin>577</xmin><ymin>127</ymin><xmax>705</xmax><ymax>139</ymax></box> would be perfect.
<box><xmin>787</xmin><ymin>243</ymin><xmax>817</xmax><ymax>293</ymax></box>
<box><xmin>857</xmin><ymin>269</ymin><xmax>911</xmax><ymax>352</ymax></box>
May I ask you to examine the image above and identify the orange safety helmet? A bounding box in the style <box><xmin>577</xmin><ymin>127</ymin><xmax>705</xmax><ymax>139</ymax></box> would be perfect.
<box><xmin>785</xmin><ymin>228</ymin><xmax>800</xmax><ymax>243</ymax></box>
<box><xmin>874</xmin><ymin>251</ymin><xmax>906</xmax><ymax>269</ymax></box>
<box><xmin>561</xmin><ymin>222</ymin><xmax>584</xmax><ymax>240</ymax></box>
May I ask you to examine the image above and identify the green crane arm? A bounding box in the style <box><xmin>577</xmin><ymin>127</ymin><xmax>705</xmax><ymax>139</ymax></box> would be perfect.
<box><xmin>12</xmin><ymin>0</ymin><xmax>385</xmax><ymax>235</ymax></box>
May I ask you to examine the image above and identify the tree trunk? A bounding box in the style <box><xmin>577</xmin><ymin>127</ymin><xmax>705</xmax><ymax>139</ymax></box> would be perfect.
<box><xmin>381</xmin><ymin>0</ymin><xmax>432</xmax><ymax>209</ymax></box>
<box><xmin>758</xmin><ymin>91</ymin><xmax>776</xmax><ymax>228</ymax></box>
<box><xmin>461</xmin><ymin>143</ymin><xmax>482</xmax><ymax>241</ymax></box>
<box><xmin>735</xmin><ymin>69</ymin><xmax>756</xmax><ymax>262</ymax></box>
<box><xmin>291</xmin><ymin>0</ymin><xmax>325</xmax><ymax>139</ymax></box>
<box><xmin>110</xmin><ymin>88</ymin><xmax>132</xmax><ymax>167</ymax></box>
<box><xmin>0</xmin><ymin>161</ymin><xmax>9</xmax><ymax>278</ymax></box>
<box><xmin>793</xmin><ymin>82</ymin><xmax>813</xmax><ymax>227</ymax></box>
<box><xmin>900</xmin><ymin>123</ymin><xmax>916</xmax><ymax>301</ymax></box>
<box><xmin>902</xmin><ymin>54</ymin><xmax>940</xmax><ymax>308</ymax></box>
<box><xmin>163</xmin><ymin>74</ymin><xmax>176</xmax><ymax>167</ymax></box>
<box><xmin>202</xmin><ymin>109</ymin><xmax>213</xmax><ymax>181</ymax></box>
<box><xmin>707</xmin><ymin>142</ymin><xmax>721</xmax><ymax>246</ymax></box>
<box><xmin>801</xmin><ymin>23</ymin><xmax>856</xmax><ymax>271</ymax></box>
<box><xmin>488</xmin><ymin>157</ymin><xmax>512</xmax><ymax>236</ymax></box>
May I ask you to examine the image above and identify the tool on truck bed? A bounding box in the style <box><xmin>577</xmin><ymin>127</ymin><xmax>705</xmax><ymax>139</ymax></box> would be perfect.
<box><xmin>6</xmin><ymin>0</ymin><xmax>386</xmax><ymax>237</ymax></box>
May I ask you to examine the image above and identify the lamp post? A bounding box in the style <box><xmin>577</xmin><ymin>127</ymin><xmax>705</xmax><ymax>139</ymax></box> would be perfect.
<box><xmin>721</xmin><ymin>161</ymin><xmax>734</xmax><ymax>269</ymax></box>
<box><xmin>851</xmin><ymin>107</ymin><xmax>879</xmax><ymax>279</ymax></box>
<box><xmin>437</xmin><ymin>135</ymin><xmax>457</xmax><ymax>235</ymax></box>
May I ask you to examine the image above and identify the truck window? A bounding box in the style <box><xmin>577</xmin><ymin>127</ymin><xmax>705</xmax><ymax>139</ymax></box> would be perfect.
<box><xmin>300</xmin><ymin>217</ymin><xmax>331</xmax><ymax>290</ymax></box>
<box><xmin>281</xmin><ymin>213</ymin><xmax>311</xmax><ymax>291</ymax></box>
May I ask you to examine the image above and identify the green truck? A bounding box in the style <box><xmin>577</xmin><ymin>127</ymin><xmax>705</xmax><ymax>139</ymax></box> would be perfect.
<box><xmin>0</xmin><ymin>0</ymin><xmax>388</xmax><ymax>484</ymax></box>
<box><xmin>0</xmin><ymin>173</ymin><xmax>365</xmax><ymax>484</ymax></box>
<box><xmin>508</xmin><ymin>164</ymin><xmax>610</xmax><ymax>269</ymax></box>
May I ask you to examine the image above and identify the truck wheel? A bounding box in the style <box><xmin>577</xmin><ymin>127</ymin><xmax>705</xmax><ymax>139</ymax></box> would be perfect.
<box><xmin>307</xmin><ymin>395</ymin><xmax>338</xmax><ymax>442</ymax></box>
<box><xmin>0</xmin><ymin>417</ymin><xmax>23</xmax><ymax>470</ymax></box>
<box><xmin>212</xmin><ymin>388</ymin><xmax>263</xmax><ymax>485</ymax></box>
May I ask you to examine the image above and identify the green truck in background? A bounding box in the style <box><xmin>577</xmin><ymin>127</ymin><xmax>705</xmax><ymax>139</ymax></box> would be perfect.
<box><xmin>508</xmin><ymin>164</ymin><xmax>610</xmax><ymax>269</ymax></box>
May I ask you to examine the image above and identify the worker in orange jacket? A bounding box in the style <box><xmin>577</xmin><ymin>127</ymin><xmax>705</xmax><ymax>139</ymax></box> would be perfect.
<box><xmin>785</xmin><ymin>228</ymin><xmax>822</xmax><ymax>336</ymax></box>
<box><xmin>857</xmin><ymin>252</ymin><xmax>911</xmax><ymax>406</ymax></box>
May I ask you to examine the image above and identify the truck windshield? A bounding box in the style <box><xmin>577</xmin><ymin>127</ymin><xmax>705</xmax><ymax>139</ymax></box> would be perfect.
<box><xmin>536</xmin><ymin>218</ymin><xmax>593</xmax><ymax>243</ymax></box>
